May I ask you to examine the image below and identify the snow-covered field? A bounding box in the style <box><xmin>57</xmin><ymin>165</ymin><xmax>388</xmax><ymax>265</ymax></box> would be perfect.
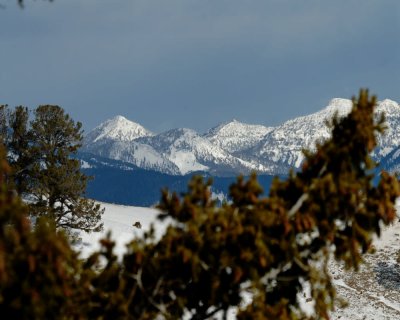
<box><xmin>77</xmin><ymin>202</ymin><xmax>166</xmax><ymax>258</ymax></box>
<box><xmin>77</xmin><ymin>202</ymin><xmax>400</xmax><ymax>319</ymax></box>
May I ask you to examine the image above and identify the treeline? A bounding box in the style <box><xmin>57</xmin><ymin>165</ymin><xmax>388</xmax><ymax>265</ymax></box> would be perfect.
<box><xmin>78</xmin><ymin>151</ymin><xmax>277</xmax><ymax>206</ymax></box>
<box><xmin>0</xmin><ymin>91</ymin><xmax>399</xmax><ymax>319</ymax></box>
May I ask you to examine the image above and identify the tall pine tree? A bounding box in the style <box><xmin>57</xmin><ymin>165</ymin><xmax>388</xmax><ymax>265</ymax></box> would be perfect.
<box><xmin>28</xmin><ymin>105</ymin><xmax>103</xmax><ymax>232</ymax></box>
<box><xmin>0</xmin><ymin>104</ymin><xmax>103</xmax><ymax>233</ymax></box>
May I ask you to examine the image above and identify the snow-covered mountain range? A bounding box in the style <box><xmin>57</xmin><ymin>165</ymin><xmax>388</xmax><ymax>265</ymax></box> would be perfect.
<box><xmin>82</xmin><ymin>98</ymin><xmax>400</xmax><ymax>176</ymax></box>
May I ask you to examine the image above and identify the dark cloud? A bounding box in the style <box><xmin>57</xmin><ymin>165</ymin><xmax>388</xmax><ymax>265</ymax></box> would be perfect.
<box><xmin>1</xmin><ymin>0</ymin><xmax>399</xmax><ymax>133</ymax></box>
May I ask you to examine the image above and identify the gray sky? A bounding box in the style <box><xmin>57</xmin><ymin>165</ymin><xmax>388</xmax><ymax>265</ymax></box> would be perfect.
<box><xmin>1</xmin><ymin>0</ymin><xmax>399</xmax><ymax>134</ymax></box>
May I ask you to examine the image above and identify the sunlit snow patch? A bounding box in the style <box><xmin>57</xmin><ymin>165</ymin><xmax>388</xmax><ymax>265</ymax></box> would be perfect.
<box><xmin>77</xmin><ymin>202</ymin><xmax>169</xmax><ymax>258</ymax></box>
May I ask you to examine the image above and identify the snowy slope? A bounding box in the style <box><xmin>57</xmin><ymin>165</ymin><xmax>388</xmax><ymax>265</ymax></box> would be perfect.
<box><xmin>138</xmin><ymin>128</ymin><xmax>268</xmax><ymax>175</ymax></box>
<box><xmin>77</xmin><ymin>201</ymin><xmax>400</xmax><ymax>319</ymax></box>
<box><xmin>373</xmin><ymin>99</ymin><xmax>400</xmax><ymax>158</ymax></box>
<box><xmin>329</xmin><ymin>216</ymin><xmax>400</xmax><ymax>319</ymax></box>
<box><xmin>239</xmin><ymin>98</ymin><xmax>400</xmax><ymax>174</ymax></box>
<box><xmin>204</xmin><ymin>119</ymin><xmax>273</xmax><ymax>153</ymax></box>
<box><xmin>236</xmin><ymin>98</ymin><xmax>353</xmax><ymax>173</ymax></box>
<box><xmin>137</xmin><ymin>129</ymin><xmax>210</xmax><ymax>174</ymax></box>
<box><xmin>84</xmin><ymin>140</ymin><xmax>180</xmax><ymax>175</ymax></box>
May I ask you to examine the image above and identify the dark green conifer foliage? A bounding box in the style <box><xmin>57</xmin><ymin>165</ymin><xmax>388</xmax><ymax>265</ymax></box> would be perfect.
<box><xmin>7</xmin><ymin>106</ymin><xmax>32</xmax><ymax>194</ymax></box>
<box><xmin>28</xmin><ymin>105</ymin><xmax>103</xmax><ymax>232</ymax></box>
<box><xmin>0</xmin><ymin>105</ymin><xmax>8</xmax><ymax>144</ymax></box>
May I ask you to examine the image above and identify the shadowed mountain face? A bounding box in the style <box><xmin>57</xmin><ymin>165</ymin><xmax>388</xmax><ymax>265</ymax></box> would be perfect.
<box><xmin>83</xmin><ymin>99</ymin><xmax>400</xmax><ymax>176</ymax></box>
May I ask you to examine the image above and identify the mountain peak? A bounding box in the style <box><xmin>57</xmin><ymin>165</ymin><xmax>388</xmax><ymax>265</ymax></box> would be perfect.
<box><xmin>111</xmin><ymin>115</ymin><xmax>129</xmax><ymax>122</ymax></box>
<box><xmin>378</xmin><ymin>99</ymin><xmax>399</xmax><ymax>112</ymax></box>
<box><xmin>380</xmin><ymin>98</ymin><xmax>398</xmax><ymax>105</ymax></box>
<box><xmin>205</xmin><ymin>119</ymin><xmax>273</xmax><ymax>154</ymax></box>
<box><xmin>328</xmin><ymin>98</ymin><xmax>351</xmax><ymax>106</ymax></box>
<box><xmin>206</xmin><ymin>119</ymin><xmax>250</xmax><ymax>136</ymax></box>
<box><xmin>325</xmin><ymin>98</ymin><xmax>352</xmax><ymax>112</ymax></box>
<box><xmin>107</xmin><ymin>115</ymin><xmax>142</xmax><ymax>127</ymax></box>
<box><xmin>86</xmin><ymin>115</ymin><xmax>153</xmax><ymax>143</ymax></box>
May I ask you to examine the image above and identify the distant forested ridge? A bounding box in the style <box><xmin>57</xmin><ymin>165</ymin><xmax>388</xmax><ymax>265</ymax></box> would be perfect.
<box><xmin>77</xmin><ymin>152</ymin><xmax>277</xmax><ymax>206</ymax></box>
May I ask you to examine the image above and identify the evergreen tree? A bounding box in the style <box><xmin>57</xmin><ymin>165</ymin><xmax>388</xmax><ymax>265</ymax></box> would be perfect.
<box><xmin>0</xmin><ymin>104</ymin><xmax>103</xmax><ymax>233</ymax></box>
<box><xmin>28</xmin><ymin>105</ymin><xmax>103</xmax><ymax>232</ymax></box>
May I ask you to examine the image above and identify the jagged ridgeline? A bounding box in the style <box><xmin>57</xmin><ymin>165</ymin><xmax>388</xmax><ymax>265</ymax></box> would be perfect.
<box><xmin>82</xmin><ymin>98</ymin><xmax>400</xmax><ymax>177</ymax></box>
<box><xmin>80</xmin><ymin>98</ymin><xmax>400</xmax><ymax>205</ymax></box>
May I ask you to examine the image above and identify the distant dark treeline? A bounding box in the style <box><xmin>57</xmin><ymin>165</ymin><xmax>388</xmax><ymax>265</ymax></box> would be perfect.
<box><xmin>80</xmin><ymin>149</ymin><xmax>398</xmax><ymax>207</ymax></box>
<box><xmin>78</xmin><ymin>152</ymin><xmax>278</xmax><ymax>206</ymax></box>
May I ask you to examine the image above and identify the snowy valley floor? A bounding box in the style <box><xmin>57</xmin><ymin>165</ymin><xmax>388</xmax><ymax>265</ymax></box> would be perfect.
<box><xmin>77</xmin><ymin>202</ymin><xmax>400</xmax><ymax>319</ymax></box>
